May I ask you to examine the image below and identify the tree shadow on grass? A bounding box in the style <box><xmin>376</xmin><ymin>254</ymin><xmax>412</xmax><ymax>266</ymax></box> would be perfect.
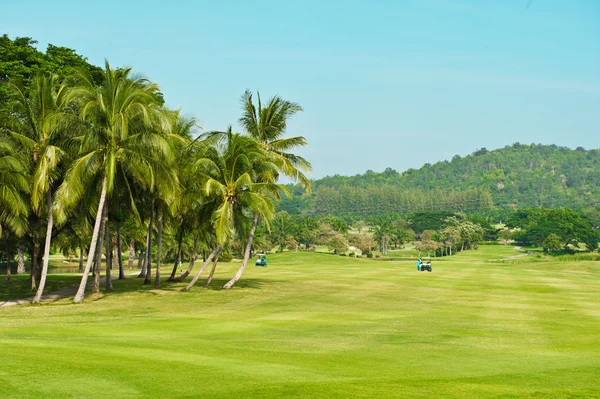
<box><xmin>80</xmin><ymin>276</ymin><xmax>282</xmax><ymax>302</ymax></box>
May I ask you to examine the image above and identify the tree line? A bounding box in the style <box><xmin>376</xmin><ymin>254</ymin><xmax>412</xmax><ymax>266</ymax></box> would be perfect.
<box><xmin>0</xmin><ymin>34</ymin><xmax>310</xmax><ymax>302</ymax></box>
<box><xmin>277</xmin><ymin>143</ymin><xmax>600</xmax><ymax>219</ymax></box>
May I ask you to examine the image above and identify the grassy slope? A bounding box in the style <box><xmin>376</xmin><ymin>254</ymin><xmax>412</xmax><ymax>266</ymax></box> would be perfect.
<box><xmin>0</xmin><ymin>246</ymin><xmax>599</xmax><ymax>398</ymax></box>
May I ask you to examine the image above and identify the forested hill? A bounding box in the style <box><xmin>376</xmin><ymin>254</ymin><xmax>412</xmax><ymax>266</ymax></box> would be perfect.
<box><xmin>279</xmin><ymin>143</ymin><xmax>600</xmax><ymax>218</ymax></box>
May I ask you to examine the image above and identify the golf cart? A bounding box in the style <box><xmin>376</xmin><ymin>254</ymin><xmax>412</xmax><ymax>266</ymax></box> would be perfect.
<box><xmin>420</xmin><ymin>261</ymin><xmax>432</xmax><ymax>272</ymax></box>
<box><xmin>255</xmin><ymin>256</ymin><xmax>267</xmax><ymax>267</ymax></box>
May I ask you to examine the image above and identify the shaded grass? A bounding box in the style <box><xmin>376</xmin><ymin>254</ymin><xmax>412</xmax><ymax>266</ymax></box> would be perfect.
<box><xmin>0</xmin><ymin>246</ymin><xmax>599</xmax><ymax>398</ymax></box>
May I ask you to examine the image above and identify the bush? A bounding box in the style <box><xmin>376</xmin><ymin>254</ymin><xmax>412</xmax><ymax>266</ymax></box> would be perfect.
<box><xmin>375</xmin><ymin>254</ymin><xmax>380</xmax><ymax>258</ymax></box>
<box><xmin>366</xmin><ymin>253</ymin><xmax>373</xmax><ymax>258</ymax></box>
<box><xmin>339</xmin><ymin>253</ymin><xmax>347</xmax><ymax>256</ymax></box>
<box><xmin>349</xmin><ymin>252</ymin><xmax>355</xmax><ymax>257</ymax></box>
<box><xmin>220</xmin><ymin>251</ymin><xmax>233</xmax><ymax>262</ymax></box>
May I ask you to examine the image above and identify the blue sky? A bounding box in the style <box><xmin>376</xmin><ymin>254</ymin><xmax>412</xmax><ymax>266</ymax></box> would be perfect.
<box><xmin>2</xmin><ymin>0</ymin><xmax>599</xmax><ymax>178</ymax></box>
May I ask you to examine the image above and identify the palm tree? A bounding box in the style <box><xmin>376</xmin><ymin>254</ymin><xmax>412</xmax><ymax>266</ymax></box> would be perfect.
<box><xmin>0</xmin><ymin>135</ymin><xmax>29</xmax><ymax>240</ymax></box>
<box><xmin>182</xmin><ymin>131</ymin><xmax>285</xmax><ymax>291</ymax></box>
<box><xmin>57</xmin><ymin>61</ymin><xmax>171</xmax><ymax>303</ymax></box>
<box><xmin>4</xmin><ymin>72</ymin><xmax>72</xmax><ymax>302</ymax></box>
<box><xmin>222</xmin><ymin>91</ymin><xmax>311</xmax><ymax>289</ymax></box>
<box><xmin>0</xmin><ymin>135</ymin><xmax>29</xmax><ymax>284</ymax></box>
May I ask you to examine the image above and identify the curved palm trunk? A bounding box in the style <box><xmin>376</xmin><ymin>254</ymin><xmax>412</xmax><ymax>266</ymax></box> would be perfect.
<box><xmin>167</xmin><ymin>227</ymin><xmax>184</xmax><ymax>281</ymax></box>
<box><xmin>17</xmin><ymin>246</ymin><xmax>25</xmax><ymax>275</ymax></box>
<box><xmin>137</xmin><ymin>250</ymin><xmax>143</xmax><ymax>269</ymax></box>
<box><xmin>32</xmin><ymin>190</ymin><xmax>54</xmax><ymax>303</ymax></box>
<box><xmin>128</xmin><ymin>239</ymin><xmax>135</xmax><ymax>269</ymax></box>
<box><xmin>173</xmin><ymin>236</ymin><xmax>198</xmax><ymax>282</ymax></box>
<box><xmin>74</xmin><ymin>176</ymin><xmax>107</xmax><ymax>303</ymax></box>
<box><xmin>202</xmin><ymin>255</ymin><xmax>220</xmax><ymax>288</ymax></box>
<box><xmin>181</xmin><ymin>245</ymin><xmax>221</xmax><ymax>292</ymax></box>
<box><xmin>117</xmin><ymin>224</ymin><xmax>124</xmax><ymax>279</ymax></box>
<box><xmin>223</xmin><ymin>213</ymin><xmax>258</xmax><ymax>290</ymax></box>
<box><xmin>104</xmin><ymin>205</ymin><xmax>112</xmax><ymax>292</ymax></box>
<box><xmin>143</xmin><ymin>198</ymin><xmax>155</xmax><ymax>285</ymax></box>
<box><xmin>93</xmin><ymin>207</ymin><xmax>106</xmax><ymax>294</ymax></box>
<box><xmin>154</xmin><ymin>206</ymin><xmax>163</xmax><ymax>289</ymax></box>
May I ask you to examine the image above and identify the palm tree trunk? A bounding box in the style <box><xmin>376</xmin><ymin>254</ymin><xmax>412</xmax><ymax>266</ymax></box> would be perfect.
<box><xmin>33</xmin><ymin>190</ymin><xmax>54</xmax><ymax>303</ymax></box>
<box><xmin>5</xmin><ymin>237</ymin><xmax>12</xmax><ymax>285</ymax></box>
<box><xmin>93</xmin><ymin>207</ymin><xmax>106</xmax><ymax>294</ymax></box>
<box><xmin>173</xmin><ymin>236</ymin><xmax>198</xmax><ymax>282</ymax></box>
<box><xmin>17</xmin><ymin>246</ymin><xmax>25</xmax><ymax>274</ymax></box>
<box><xmin>143</xmin><ymin>198</ymin><xmax>155</xmax><ymax>285</ymax></box>
<box><xmin>137</xmin><ymin>250</ymin><xmax>143</xmax><ymax>269</ymax></box>
<box><xmin>202</xmin><ymin>255</ymin><xmax>219</xmax><ymax>288</ymax></box>
<box><xmin>74</xmin><ymin>176</ymin><xmax>107</xmax><ymax>303</ymax></box>
<box><xmin>168</xmin><ymin>227</ymin><xmax>184</xmax><ymax>281</ymax></box>
<box><xmin>31</xmin><ymin>232</ymin><xmax>40</xmax><ymax>291</ymax></box>
<box><xmin>78</xmin><ymin>243</ymin><xmax>84</xmax><ymax>273</ymax></box>
<box><xmin>154</xmin><ymin>205</ymin><xmax>163</xmax><ymax>289</ymax></box>
<box><xmin>223</xmin><ymin>213</ymin><xmax>258</xmax><ymax>290</ymax></box>
<box><xmin>117</xmin><ymin>223</ymin><xmax>124</xmax><ymax>279</ymax></box>
<box><xmin>181</xmin><ymin>245</ymin><xmax>221</xmax><ymax>292</ymax></box>
<box><xmin>128</xmin><ymin>239</ymin><xmax>135</xmax><ymax>270</ymax></box>
<box><xmin>104</xmin><ymin>205</ymin><xmax>112</xmax><ymax>292</ymax></box>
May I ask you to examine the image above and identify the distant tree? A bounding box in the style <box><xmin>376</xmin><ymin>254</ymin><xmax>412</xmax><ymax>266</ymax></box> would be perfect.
<box><xmin>543</xmin><ymin>233</ymin><xmax>563</xmax><ymax>253</ymax></box>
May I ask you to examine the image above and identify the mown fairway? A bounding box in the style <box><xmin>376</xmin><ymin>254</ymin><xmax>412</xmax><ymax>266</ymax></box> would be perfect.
<box><xmin>1</xmin><ymin>246</ymin><xmax>599</xmax><ymax>398</ymax></box>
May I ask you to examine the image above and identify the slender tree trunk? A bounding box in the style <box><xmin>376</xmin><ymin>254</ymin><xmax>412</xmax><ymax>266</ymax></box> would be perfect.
<box><xmin>31</xmin><ymin>232</ymin><xmax>40</xmax><ymax>291</ymax></box>
<box><xmin>168</xmin><ymin>227</ymin><xmax>184</xmax><ymax>281</ymax></box>
<box><xmin>5</xmin><ymin>236</ymin><xmax>12</xmax><ymax>284</ymax></box>
<box><xmin>104</xmin><ymin>205</ymin><xmax>112</xmax><ymax>292</ymax></box>
<box><xmin>223</xmin><ymin>213</ymin><xmax>259</xmax><ymax>290</ymax></box>
<box><xmin>17</xmin><ymin>246</ymin><xmax>25</xmax><ymax>275</ymax></box>
<box><xmin>78</xmin><ymin>243</ymin><xmax>84</xmax><ymax>273</ymax></box>
<box><xmin>202</xmin><ymin>255</ymin><xmax>220</xmax><ymax>288</ymax></box>
<box><xmin>181</xmin><ymin>245</ymin><xmax>221</xmax><ymax>292</ymax></box>
<box><xmin>74</xmin><ymin>176</ymin><xmax>107</xmax><ymax>303</ymax></box>
<box><xmin>93</xmin><ymin>207</ymin><xmax>106</xmax><ymax>294</ymax></box>
<box><xmin>137</xmin><ymin>250</ymin><xmax>143</xmax><ymax>269</ymax></box>
<box><xmin>128</xmin><ymin>239</ymin><xmax>135</xmax><ymax>270</ymax></box>
<box><xmin>117</xmin><ymin>223</ymin><xmax>124</xmax><ymax>279</ymax></box>
<box><xmin>154</xmin><ymin>205</ymin><xmax>163</xmax><ymax>289</ymax></box>
<box><xmin>112</xmin><ymin>243</ymin><xmax>118</xmax><ymax>271</ymax></box>
<box><xmin>143</xmin><ymin>198</ymin><xmax>155</xmax><ymax>285</ymax></box>
<box><xmin>33</xmin><ymin>190</ymin><xmax>54</xmax><ymax>303</ymax></box>
<box><xmin>173</xmin><ymin>236</ymin><xmax>198</xmax><ymax>282</ymax></box>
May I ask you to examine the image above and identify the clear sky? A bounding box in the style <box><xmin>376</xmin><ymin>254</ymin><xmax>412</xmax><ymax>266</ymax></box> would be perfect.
<box><xmin>2</xmin><ymin>0</ymin><xmax>599</xmax><ymax>179</ymax></box>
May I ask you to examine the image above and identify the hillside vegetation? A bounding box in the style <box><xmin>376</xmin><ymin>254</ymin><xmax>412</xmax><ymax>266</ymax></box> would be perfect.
<box><xmin>280</xmin><ymin>144</ymin><xmax>600</xmax><ymax>218</ymax></box>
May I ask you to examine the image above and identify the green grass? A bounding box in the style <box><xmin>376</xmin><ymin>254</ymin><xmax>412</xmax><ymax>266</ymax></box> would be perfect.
<box><xmin>1</xmin><ymin>245</ymin><xmax>599</xmax><ymax>398</ymax></box>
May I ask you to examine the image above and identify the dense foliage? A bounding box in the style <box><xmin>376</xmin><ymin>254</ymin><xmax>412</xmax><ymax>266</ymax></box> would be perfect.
<box><xmin>279</xmin><ymin>144</ymin><xmax>600</xmax><ymax>220</ymax></box>
<box><xmin>0</xmin><ymin>34</ymin><xmax>309</xmax><ymax>300</ymax></box>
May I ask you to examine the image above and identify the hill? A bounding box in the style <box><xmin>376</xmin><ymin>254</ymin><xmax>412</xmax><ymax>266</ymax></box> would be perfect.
<box><xmin>279</xmin><ymin>143</ymin><xmax>600</xmax><ymax>219</ymax></box>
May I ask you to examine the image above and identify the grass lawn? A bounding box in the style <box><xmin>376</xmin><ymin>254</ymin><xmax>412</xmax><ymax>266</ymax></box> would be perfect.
<box><xmin>0</xmin><ymin>245</ymin><xmax>599</xmax><ymax>398</ymax></box>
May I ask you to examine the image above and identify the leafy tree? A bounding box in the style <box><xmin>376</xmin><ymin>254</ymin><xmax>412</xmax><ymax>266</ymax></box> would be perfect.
<box><xmin>543</xmin><ymin>233</ymin><xmax>563</xmax><ymax>253</ymax></box>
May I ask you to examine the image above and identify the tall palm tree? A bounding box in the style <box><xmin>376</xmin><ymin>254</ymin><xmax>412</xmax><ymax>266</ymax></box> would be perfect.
<box><xmin>57</xmin><ymin>61</ymin><xmax>171</xmax><ymax>303</ymax></box>
<box><xmin>0</xmin><ymin>135</ymin><xmax>29</xmax><ymax>239</ymax></box>
<box><xmin>222</xmin><ymin>91</ymin><xmax>311</xmax><ymax>289</ymax></box>
<box><xmin>182</xmin><ymin>131</ymin><xmax>286</xmax><ymax>291</ymax></box>
<box><xmin>4</xmin><ymin>73</ymin><xmax>71</xmax><ymax>302</ymax></box>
